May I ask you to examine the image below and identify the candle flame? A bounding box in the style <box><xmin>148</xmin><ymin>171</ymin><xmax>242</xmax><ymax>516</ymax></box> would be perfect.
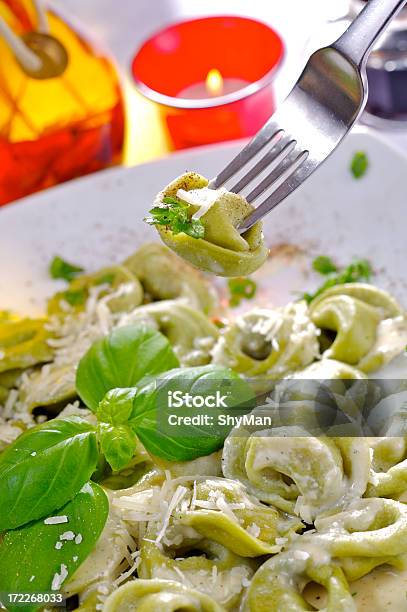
<box><xmin>206</xmin><ymin>68</ymin><xmax>223</xmax><ymax>96</ymax></box>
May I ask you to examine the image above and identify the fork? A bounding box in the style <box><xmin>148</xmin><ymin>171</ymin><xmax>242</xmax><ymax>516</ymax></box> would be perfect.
<box><xmin>207</xmin><ymin>0</ymin><xmax>407</xmax><ymax>234</ymax></box>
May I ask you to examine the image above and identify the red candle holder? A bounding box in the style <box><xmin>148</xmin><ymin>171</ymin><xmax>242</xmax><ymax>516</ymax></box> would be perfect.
<box><xmin>131</xmin><ymin>16</ymin><xmax>284</xmax><ymax>149</ymax></box>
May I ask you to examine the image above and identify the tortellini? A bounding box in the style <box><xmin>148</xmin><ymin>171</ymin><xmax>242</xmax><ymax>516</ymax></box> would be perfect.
<box><xmin>176</xmin><ymin>479</ymin><xmax>302</xmax><ymax>557</ymax></box>
<box><xmin>242</xmin><ymin>542</ymin><xmax>355</xmax><ymax>612</ymax></box>
<box><xmin>124</xmin><ymin>242</ymin><xmax>217</xmax><ymax>315</ymax></box>
<box><xmin>309</xmin><ymin>283</ymin><xmax>407</xmax><ymax>373</ymax></box>
<box><xmin>212</xmin><ymin>303</ymin><xmax>319</xmax><ymax>385</ymax></box>
<box><xmin>290</xmin><ymin>358</ymin><xmax>367</xmax><ymax>381</ymax></box>
<box><xmin>103</xmin><ymin>579</ymin><xmax>225</xmax><ymax>612</ymax></box>
<box><xmin>113</xmin><ymin>476</ymin><xmax>300</xmax><ymax>608</ymax></box>
<box><xmin>222</xmin><ymin>412</ymin><xmax>370</xmax><ymax>521</ymax></box>
<box><xmin>123</xmin><ymin>300</ymin><xmax>219</xmax><ymax>366</ymax></box>
<box><xmin>366</xmin><ymin>437</ymin><xmax>407</xmax><ymax>498</ymax></box>
<box><xmin>48</xmin><ymin>265</ymin><xmax>144</xmax><ymax>317</ymax></box>
<box><xmin>153</xmin><ymin>173</ymin><xmax>269</xmax><ymax>277</ymax></box>
<box><xmin>243</xmin><ymin>498</ymin><xmax>407</xmax><ymax>611</ymax></box>
<box><xmin>0</xmin><ymin>313</ymin><xmax>53</xmax><ymax>373</ymax></box>
<box><xmin>139</xmin><ymin>536</ymin><xmax>254</xmax><ymax>609</ymax></box>
<box><xmin>314</xmin><ymin>497</ymin><xmax>407</xmax><ymax>563</ymax></box>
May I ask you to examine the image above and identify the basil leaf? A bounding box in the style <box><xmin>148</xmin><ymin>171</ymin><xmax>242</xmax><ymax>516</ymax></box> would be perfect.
<box><xmin>49</xmin><ymin>256</ymin><xmax>84</xmax><ymax>282</ymax></box>
<box><xmin>76</xmin><ymin>325</ymin><xmax>179</xmax><ymax>411</ymax></box>
<box><xmin>0</xmin><ymin>417</ymin><xmax>98</xmax><ymax>531</ymax></box>
<box><xmin>98</xmin><ymin>423</ymin><xmax>137</xmax><ymax>471</ymax></box>
<box><xmin>97</xmin><ymin>387</ymin><xmax>138</xmax><ymax>425</ymax></box>
<box><xmin>0</xmin><ymin>481</ymin><xmax>108</xmax><ymax>612</ymax></box>
<box><xmin>130</xmin><ymin>365</ymin><xmax>255</xmax><ymax>462</ymax></box>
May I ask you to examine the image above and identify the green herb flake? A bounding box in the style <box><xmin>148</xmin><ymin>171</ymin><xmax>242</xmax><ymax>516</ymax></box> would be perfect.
<box><xmin>312</xmin><ymin>255</ymin><xmax>338</xmax><ymax>275</ymax></box>
<box><xmin>144</xmin><ymin>196</ymin><xmax>205</xmax><ymax>240</ymax></box>
<box><xmin>302</xmin><ymin>258</ymin><xmax>373</xmax><ymax>304</ymax></box>
<box><xmin>228</xmin><ymin>277</ymin><xmax>257</xmax><ymax>307</ymax></box>
<box><xmin>351</xmin><ymin>151</ymin><xmax>369</xmax><ymax>179</ymax></box>
<box><xmin>63</xmin><ymin>288</ymin><xmax>87</xmax><ymax>307</ymax></box>
<box><xmin>49</xmin><ymin>256</ymin><xmax>84</xmax><ymax>282</ymax></box>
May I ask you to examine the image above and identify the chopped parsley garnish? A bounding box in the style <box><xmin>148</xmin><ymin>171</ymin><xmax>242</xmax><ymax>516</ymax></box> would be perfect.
<box><xmin>312</xmin><ymin>255</ymin><xmax>337</xmax><ymax>275</ymax></box>
<box><xmin>228</xmin><ymin>277</ymin><xmax>257</xmax><ymax>307</ymax></box>
<box><xmin>303</xmin><ymin>257</ymin><xmax>373</xmax><ymax>304</ymax></box>
<box><xmin>351</xmin><ymin>151</ymin><xmax>369</xmax><ymax>179</ymax></box>
<box><xmin>49</xmin><ymin>256</ymin><xmax>84</xmax><ymax>282</ymax></box>
<box><xmin>145</xmin><ymin>196</ymin><xmax>205</xmax><ymax>239</ymax></box>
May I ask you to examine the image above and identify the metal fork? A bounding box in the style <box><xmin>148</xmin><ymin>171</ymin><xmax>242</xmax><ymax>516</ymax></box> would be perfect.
<box><xmin>208</xmin><ymin>0</ymin><xmax>407</xmax><ymax>234</ymax></box>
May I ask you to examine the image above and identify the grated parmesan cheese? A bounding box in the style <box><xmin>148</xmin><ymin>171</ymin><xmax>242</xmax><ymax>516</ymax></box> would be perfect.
<box><xmin>51</xmin><ymin>564</ymin><xmax>68</xmax><ymax>591</ymax></box>
<box><xmin>44</xmin><ymin>515</ymin><xmax>68</xmax><ymax>525</ymax></box>
<box><xmin>176</xmin><ymin>187</ymin><xmax>226</xmax><ymax>219</ymax></box>
<box><xmin>59</xmin><ymin>531</ymin><xmax>75</xmax><ymax>541</ymax></box>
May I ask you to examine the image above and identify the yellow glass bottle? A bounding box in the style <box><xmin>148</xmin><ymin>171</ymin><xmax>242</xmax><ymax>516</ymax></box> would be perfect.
<box><xmin>0</xmin><ymin>0</ymin><xmax>124</xmax><ymax>205</ymax></box>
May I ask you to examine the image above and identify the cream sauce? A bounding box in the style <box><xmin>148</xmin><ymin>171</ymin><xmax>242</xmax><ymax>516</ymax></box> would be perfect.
<box><xmin>304</xmin><ymin>565</ymin><xmax>407</xmax><ymax>611</ymax></box>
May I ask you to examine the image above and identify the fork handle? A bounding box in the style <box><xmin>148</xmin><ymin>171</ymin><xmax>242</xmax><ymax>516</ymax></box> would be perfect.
<box><xmin>333</xmin><ymin>0</ymin><xmax>407</xmax><ymax>66</ymax></box>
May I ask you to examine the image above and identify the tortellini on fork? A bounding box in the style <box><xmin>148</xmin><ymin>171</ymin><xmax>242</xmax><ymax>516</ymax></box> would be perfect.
<box><xmin>151</xmin><ymin>173</ymin><xmax>269</xmax><ymax>277</ymax></box>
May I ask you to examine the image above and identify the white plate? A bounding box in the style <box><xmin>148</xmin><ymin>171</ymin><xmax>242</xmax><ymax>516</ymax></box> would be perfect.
<box><xmin>0</xmin><ymin>128</ymin><xmax>406</xmax><ymax>317</ymax></box>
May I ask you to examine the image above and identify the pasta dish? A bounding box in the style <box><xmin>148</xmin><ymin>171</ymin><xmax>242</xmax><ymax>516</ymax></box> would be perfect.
<box><xmin>0</xmin><ymin>175</ymin><xmax>407</xmax><ymax>612</ymax></box>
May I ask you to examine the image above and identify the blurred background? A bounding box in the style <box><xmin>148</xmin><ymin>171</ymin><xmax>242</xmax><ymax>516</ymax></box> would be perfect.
<box><xmin>56</xmin><ymin>0</ymin><xmax>349</xmax><ymax>165</ymax></box>
<box><xmin>1</xmin><ymin>0</ymin><xmax>407</xmax><ymax>205</ymax></box>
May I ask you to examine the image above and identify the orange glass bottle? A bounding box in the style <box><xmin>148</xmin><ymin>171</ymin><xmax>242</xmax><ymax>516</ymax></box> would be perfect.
<box><xmin>0</xmin><ymin>0</ymin><xmax>124</xmax><ymax>205</ymax></box>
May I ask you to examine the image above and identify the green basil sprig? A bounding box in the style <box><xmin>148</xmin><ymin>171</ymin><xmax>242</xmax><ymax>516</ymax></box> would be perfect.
<box><xmin>96</xmin><ymin>388</ymin><xmax>139</xmax><ymax>471</ymax></box>
<box><xmin>0</xmin><ymin>482</ymin><xmax>108</xmax><ymax>612</ymax></box>
<box><xmin>76</xmin><ymin>325</ymin><xmax>179</xmax><ymax>410</ymax></box>
<box><xmin>0</xmin><ymin>417</ymin><xmax>98</xmax><ymax>531</ymax></box>
<box><xmin>97</xmin><ymin>423</ymin><xmax>137</xmax><ymax>472</ymax></box>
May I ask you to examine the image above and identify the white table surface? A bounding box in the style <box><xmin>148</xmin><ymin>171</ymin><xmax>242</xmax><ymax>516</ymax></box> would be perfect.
<box><xmin>52</xmin><ymin>0</ymin><xmax>407</xmax><ymax>159</ymax></box>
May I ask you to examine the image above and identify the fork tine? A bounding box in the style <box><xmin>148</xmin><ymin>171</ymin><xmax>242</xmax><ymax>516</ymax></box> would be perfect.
<box><xmin>208</xmin><ymin>121</ymin><xmax>284</xmax><ymax>189</ymax></box>
<box><xmin>246</xmin><ymin>146</ymin><xmax>307</xmax><ymax>203</ymax></box>
<box><xmin>239</xmin><ymin>152</ymin><xmax>312</xmax><ymax>233</ymax></box>
<box><xmin>229</xmin><ymin>138</ymin><xmax>297</xmax><ymax>194</ymax></box>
